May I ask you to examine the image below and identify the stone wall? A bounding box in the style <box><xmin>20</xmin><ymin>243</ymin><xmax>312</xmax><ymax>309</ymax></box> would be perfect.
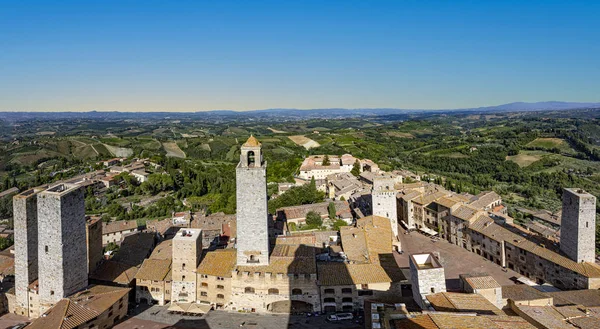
<box><xmin>560</xmin><ymin>189</ymin><xmax>596</xmax><ymax>263</ymax></box>
<box><xmin>409</xmin><ymin>258</ymin><xmax>446</xmax><ymax>309</ymax></box>
<box><xmin>236</xmin><ymin>163</ymin><xmax>269</xmax><ymax>265</ymax></box>
<box><xmin>372</xmin><ymin>191</ymin><xmax>398</xmax><ymax>237</ymax></box>
<box><xmin>13</xmin><ymin>189</ymin><xmax>41</xmax><ymax>317</ymax></box>
<box><xmin>86</xmin><ymin>218</ymin><xmax>103</xmax><ymax>275</ymax></box>
<box><xmin>38</xmin><ymin>185</ymin><xmax>88</xmax><ymax>312</ymax></box>
<box><xmin>197</xmin><ymin>275</ymin><xmax>232</xmax><ymax>308</ymax></box>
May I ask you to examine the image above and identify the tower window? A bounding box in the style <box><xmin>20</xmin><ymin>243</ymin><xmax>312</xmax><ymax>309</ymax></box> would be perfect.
<box><xmin>586</xmin><ymin>222</ymin><xmax>589</xmax><ymax>228</ymax></box>
<box><xmin>247</xmin><ymin>151</ymin><xmax>256</xmax><ymax>167</ymax></box>
<box><xmin>45</xmin><ymin>246</ymin><xmax>48</xmax><ymax>253</ymax></box>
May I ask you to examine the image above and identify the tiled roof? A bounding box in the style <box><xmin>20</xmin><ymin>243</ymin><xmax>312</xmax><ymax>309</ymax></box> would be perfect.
<box><xmin>395</xmin><ymin>314</ymin><xmax>535</xmax><ymax>329</ymax></box>
<box><xmin>236</xmin><ymin>244</ymin><xmax>316</xmax><ymax>275</ymax></box>
<box><xmin>512</xmin><ymin>304</ymin><xmax>581</xmax><ymax>329</ymax></box>
<box><xmin>465</xmin><ymin>275</ymin><xmax>501</xmax><ymax>290</ymax></box>
<box><xmin>197</xmin><ymin>249</ymin><xmax>237</xmax><ymax>277</ymax></box>
<box><xmin>278</xmin><ymin>201</ymin><xmax>350</xmax><ymax>220</ymax></box>
<box><xmin>28</xmin><ymin>285</ymin><xmax>130</xmax><ymax>329</ymax></box>
<box><xmin>149</xmin><ymin>240</ymin><xmax>172</xmax><ymax>260</ymax></box>
<box><xmin>340</xmin><ymin>226</ymin><xmax>369</xmax><ymax>263</ymax></box>
<box><xmin>426</xmin><ymin>292</ymin><xmax>503</xmax><ymax>315</ymax></box>
<box><xmin>102</xmin><ymin>220</ymin><xmax>138</xmax><ymax>235</ymax></box>
<box><xmin>0</xmin><ymin>252</ymin><xmax>14</xmax><ymax>277</ymax></box>
<box><xmin>501</xmin><ymin>284</ymin><xmax>550</xmax><ymax>301</ymax></box>
<box><xmin>146</xmin><ymin>218</ymin><xmax>173</xmax><ymax>235</ymax></box>
<box><xmin>243</xmin><ymin>135</ymin><xmax>261</xmax><ymax>147</ymax></box>
<box><xmin>317</xmin><ymin>261</ymin><xmax>405</xmax><ymax>286</ymax></box>
<box><xmin>90</xmin><ymin>260</ymin><xmax>138</xmax><ymax>285</ymax></box>
<box><xmin>451</xmin><ymin>205</ymin><xmax>481</xmax><ymax>221</ymax></box>
<box><xmin>411</xmin><ymin>191</ymin><xmax>448</xmax><ymax>205</ymax></box>
<box><xmin>469</xmin><ymin>191</ymin><xmax>501</xmax><ymax>209</ymax></box>
<box><xmin>135</xmin><ymin>258</ymin><xmax>171</xmax><ymax>281</ymax></box>
<box><xmin>111</xmin><ymin>232</ymin><xmax>155</xmax><ymax>267</ymax></box>
<box><xmin>547</xmin><ymin>289</ymin><xmax>600</xmax><ymax>307</ymax></box>
<box><xmin>470</xmin><ymin>216</ymin><xmax>600</xmax><ymax>278</ymax></box>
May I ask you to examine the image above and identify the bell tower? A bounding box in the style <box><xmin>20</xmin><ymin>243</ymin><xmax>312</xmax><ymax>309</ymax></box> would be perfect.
<box><xmin>236</xmin><ymin>135</ymin><xmax>269</xmax><ymax>265</ymax></box>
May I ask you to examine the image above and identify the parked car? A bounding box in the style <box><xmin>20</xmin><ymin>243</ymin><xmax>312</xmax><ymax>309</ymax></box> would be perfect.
<box><xmin>327</xmin><ymin>313</ymin><xmax>353</xmax><ymax>321</ymax></box>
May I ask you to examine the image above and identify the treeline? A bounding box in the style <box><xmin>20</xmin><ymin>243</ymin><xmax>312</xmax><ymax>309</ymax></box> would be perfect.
<box><xmin>268</xmin><ymin>178</ymin><xmax>325</xmax><ymax>214</ymax></box>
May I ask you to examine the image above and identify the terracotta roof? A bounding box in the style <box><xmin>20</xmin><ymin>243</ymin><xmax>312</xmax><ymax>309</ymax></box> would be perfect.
<box><xmin>547</xmin><ymin>289</ymin><xmax>600</xmax><ymax>307</ymax></box>
<box><xmin>90</xmin><ymin>260</ymin><xmax>138</xmax><ymax>285</ymax></box>
<box><xmin>395</xmin><ymin>314</ymin><xmax>535</xmax><ymax>329</ymax></box>
<box><xmin>149</xmin><ymin>240</ymin><xmax>172</xmax><ymax>260</ymax></box>
<box><xmin>0</xmin><ymin>252</ymin><xmax>14</xmax><ymax>277</ymax></box>
<box><xmin>512</xmin><ymin>304</ymin><xmax>585</xmax><ymax>329</ymax></box>
<box><xmin>340</xmin><ymin>226</ymin><xmax>369</xmax><ymax>263</ymax></box>
<box><xmin>426</xmin><ymin>292</ymin><xmax>503</xmax><ymax>315</ymax></box>
<box><xmin>28</xmin><ymin>285</ymin><xmax>130</xmax><ymax>329</ymax></box>
<box><xmin>465</xmin><ymin>275</ymin><xmax>501</xmax><ymax>290</ymax></box>
<box><xmin>146</xmin><ymin>218</ymin><xmax>173</xmax><ymax>235</ymax></box>
<box><xmin>197</xmin><ymin>249</ymin><xmax>237</xmax><ymax>277</ymax></box>
<box><xmin>317</xmin><ymin>261</ymin><xmax>405</xmax><ymax>286</ymax></box>
<box><xmin>102</xmin><ymin>220</ymin><xmax>138</xmax><ymax>235</ymax></box>
<box><xmin>236</xmin><ymin>244</ymin><xmax>316</xmax><ymax>275</ymax></box>
<box><xmin>502</xmin><ymin>284</ymin><xmax>550</xmax><ymax>301</ymax></box>
<box><xmin>111</xmin><ymin>232</ymin><xmax>155</xmax><ymax>267</ymax></box>
<box><xmin>135</xmin><ymin>258</ymin><xmax>171</xmax><ymax>281</ymax></box>
<box><xmin>243</xmin><ymin>135</ymin><xmax>261</xmax><ymax>147</ymax></box>
<box><xmin>470</xmin><ymin>216</ymin><xmax>600</xmax><ymax>278</ymax></box>
<box><xmin>451</xmin><ymin>205</ymin><xmax>481</xmax><ymax>221</ymax></box>
<box><xmin>469</xmin><ymin>191</ymin><xmax>501</xmax><ymax>210</ymax></box>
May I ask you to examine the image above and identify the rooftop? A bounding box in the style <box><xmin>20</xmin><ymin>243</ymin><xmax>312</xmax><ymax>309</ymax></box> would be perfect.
<box><xmin>197</xmin><ymin>249</ymin><xmax>237</xmax><ymax>277</ymax></box>
<box><xmin>174</xmin><ymin>229</ymin><xmax>201</xmax><ymax>241</ymax></box>
<box><xmin>410</xmin><ymin>253</ymin><xmax>443</xmax><ymax>270</ymax></box>
<box><xmin>243</xmin><ymin>135</ymin><xmax>261</xmax><ymax>147</ymax></box>
<box><xmin>102</xmin><ymin>220</ymin><xmax>138</xmax><ymax>235</ymax></box>
<box><xmin>135</xmin><ymin>258</ymin><xmax>172</xmax><ymax>281</ymax></box>
<box><xmin>426</xmin><ymin>292</ymin><xmax>504</xmax><ymax>315</ymax></box>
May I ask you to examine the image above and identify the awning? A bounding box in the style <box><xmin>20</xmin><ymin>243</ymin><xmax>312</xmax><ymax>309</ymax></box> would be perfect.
<box><xmin>169</xmin><ymin>302</ymin><xmax>212</xmax><ymax>314</ymax></box>
<box><xmin>419</xmin><ymin>227</ymin><xmax>438</xmax><ymax>236</ymax></box>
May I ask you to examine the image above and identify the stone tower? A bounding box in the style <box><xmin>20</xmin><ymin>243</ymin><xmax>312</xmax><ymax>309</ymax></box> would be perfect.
<box><xmin>236</xmin><ymin>135</ymin><xmax>269</xmax><ymax>265</ymax></box>
<box><xmin>37</xmin><ymin>184</ymin><xmax>88</xmax><ymax>312</ymax></box>
<box><xmin>560</xmin><ymin>188</ymin><xmax>597</xmax><ymax>263</ymax></box>
<box><xmin>13</xmin><ymin>187</ymin><xmax>45</xmax><ymax>317</ymax></box>
<box><xmin>372</xmin><ymin>177</ymin><xmax>399</xmax><ymax>237</ymax></box>
<box><xmin>171</xmin><ymin>229</ymin><xmax>202</xmax><ymax>303</ymax></box>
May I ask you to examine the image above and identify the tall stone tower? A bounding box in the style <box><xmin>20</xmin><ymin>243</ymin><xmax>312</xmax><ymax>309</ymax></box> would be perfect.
<box><xmin>171</xmin><ymin>229</ymin><xmax>202</xmax><ymax>303</ymax></box>
<box><xmin>13</xmin><ymin>187</ymin><xmax>45</xmax><ymax>317</ymax></box>
<box><xmin>236</xmin><ymin>136</ymin><xmax>269</xmax><ymax>265</ymax></box>
<box><xmin>37</xmin><ymin>184</ymin><xmax>88</xmax><ymax>312</ymax></box>
<box><xmin>372</xmin><ymin>177</ymin><xmax>399</xmax><ymax>237</ymax></box>
<box><xmin>560</xmin><ymin>188</ymin><xmax>597</xmax><ymax>263</ymax></box>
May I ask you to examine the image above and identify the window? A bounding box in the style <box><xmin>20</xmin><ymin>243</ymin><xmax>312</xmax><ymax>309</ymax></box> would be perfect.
<box><xmin>182</xmin><ymin>263</ymin><xmax>186</xmax><ymax>270</ymax></box>
<box><xmin>182</xmin><ymin>275</ymin><xmax>186</xmax><ymax>280</ymax></box>
<box><xmin>50</xmin><ymin>290</ymin><xmax>54</xmax><ymax>296</ymax></box>
<box><xmin>324</xmin><ymin>289</ymin><xmax>335</xmax><ymax>294</ymax></box>
<box><xmin>45</xmin><ymin>246</ymin><xmax>49</xmax><ymax>253</ymax></box>
<box><xmin>201</xmin><ymin>282</ymin><xmax>208</xmax><ymax>288</ymax></box>
<box><xmin>268</xmin><ymin>288</ymin><xmax>279</xmax><ymax>295</ymax></box>
<box><xmin>244</xmin><ymin>287</ymin><xmax>255</xmax><ymax>294</ymax></box>
<box><xmin>324</xmin><ymin>297</ymin><xmax>335</xmax><ymax>303</ymax></box>
<box><xmin>291</xmin><ymin>288</ymin><xmax>302</xmax><ymax>295</ymax></box>
<box><xmin>342</xmin><ymin>297</ymin><xmax>353</xmax><ymax>303</ymax></box>
<box><xmin>341</xmin><ymin>288</ymin><xmax>352</xmax><ymax>294</ymax></box>
<box><xmin>430</xmin><ymin>287</ymin><xmax>435</xmax><ymax>293</ymax></box>
<box><xmin>217</xmin><ymin>285</ymin><xmax>224</xmax><ymax>290</ymax></box>
<box><xmin>217</xmin><ymin>294</ymin><xmax>224</xmax><ymax>299</ymax></box>
<box><xmin>358</xmin><ymin>290</ymin><xmax>373</xmax><ymax>296</ymax></box>
<box><xmin>200</xmin><ymin>292</ymin><xmax>207</xmax><ymax>297</ymax></box>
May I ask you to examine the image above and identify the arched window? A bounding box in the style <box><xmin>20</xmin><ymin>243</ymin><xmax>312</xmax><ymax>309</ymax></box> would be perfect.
<box><xmin>217</xmin><ymin>294</ymin><xmax>225</xmax><ymax>299</ymax></box>
<box><xmin>217</xmin><ymin>285</ymin><xmax>224</xmax><ymax>290</ymax></box>
<box><xmin>201</xmin><ymin>282</ymin><xmax>208</xmax><ymax>288</ymax></box>
<box><xmin>342</xmin><ymin>297</ymin><xmax>353</xmax><ymax>303</ymax></box>
<box><xmin>291</xmin><ymin>288</ymin><xmax>302</xmax><ymax>295</ymax></box>
<box><xmin>341</xmin><ymin>288</ymin><xmax>352</xmax><ymax>294</ymax></box>
<box><xmin>248</xmin><ymin>151</ymin><xmax>255</xmax><ymax>167</ymax></box>
<box><xmin>268</xmin><ymin>288</ymin><xmax>279</xmax><ymax>295</ymax></box>
<box><xmin>324</xmin><ymin>289</ymin><xmax>335</xmax><ymax>294</ymax></box>
<box><xmin>244</xmin><ymin>287</ymin><xmax>255</xmax><ymax>294</ymax></box>
<box><xmin>324</xmin><ymin>297</ymin><xmax>335</xmax><ymax>303</ymax></box>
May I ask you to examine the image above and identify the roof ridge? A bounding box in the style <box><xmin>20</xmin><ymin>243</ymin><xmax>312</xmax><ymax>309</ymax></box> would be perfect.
<box><xmin>59</xmin><ymin>299</ymin><xmax>70</xmax><ymax>328</ymax></box>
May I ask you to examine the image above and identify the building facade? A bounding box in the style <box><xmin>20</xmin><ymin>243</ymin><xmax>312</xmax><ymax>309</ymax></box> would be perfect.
<box><xmin>560</xmin><ymin>188</ymin><xmax>596</xmax><ymax>263</ymax></box>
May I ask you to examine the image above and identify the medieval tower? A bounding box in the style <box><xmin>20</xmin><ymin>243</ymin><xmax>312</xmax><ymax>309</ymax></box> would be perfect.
<box><xmin>236</xmin><ymin>136</ymin><xmax>269</xmax><ymax>265</ymax></box>
<box><xmin>37</xmin><ymin>184</ymin><xmax>88</xmax><ymax>312</ymax></box>
<box><xmin>372</xmin><ymin>176</ymin><xmax>399</xmax><ymax>237</ymax></box>
<box><xmin>13</xmin><ymin>188</ymin><xmax>44</xmax><ymax>317</ymax></box>
<box><xmin>560</xmin><ymin>188</ymin><xmax>597</xmax><ymax>263</ymax></box>
<box><xmin>171</xmin><ymin>229</ymin><xmax>202</xmax><ymax>303</ymax></box>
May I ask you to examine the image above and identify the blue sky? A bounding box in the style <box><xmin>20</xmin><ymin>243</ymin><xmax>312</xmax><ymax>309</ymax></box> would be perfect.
<box><xmin>1</xmin><ymin>0</ymin><xmax>599</xmax><ymax>111</ymax></box>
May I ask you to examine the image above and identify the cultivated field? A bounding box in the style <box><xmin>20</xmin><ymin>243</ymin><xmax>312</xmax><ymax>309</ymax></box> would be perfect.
<box><xmin>163</xmin><ymin>142</ymin><xmax>186</xmax><ymax>158</ymax></box>
<box><xmin>103</xmin><ymin>144</ymin><xmax>134</xmax><ymax>157</ymax></box>
<box><xmin>288</xmin><ymin>135</ymin><xmax>320</xmax><ymax>149</ymax></box>
<box><xmin>506</xmin><ymin>153</ymin><xmax>541</xmax><ymax>167</ymax></box>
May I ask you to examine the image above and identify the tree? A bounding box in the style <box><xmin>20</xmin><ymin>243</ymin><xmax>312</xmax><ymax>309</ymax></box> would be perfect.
<box><xmin>332</xmin><ymin>219</ymin><xmax>348</xmax><ymax>231</ymax></box>
<box><xmin>305</xmin><ymin>211</ymin><xmax>323</xmax><ymax>227</ymax></box>
<box><xmin>322</xmin><ymin>155</ymin><xmax>330</xmax><ymax>166</ymax></box>
<box><xmin>351</xmin><ymin>160</ymin><xmax>361</xmax><ymax>177</ymax></box>
<box><xmin>328</xmin><ymin>202</ymin><xmax>337</xmax><ymax>219</ymax></box>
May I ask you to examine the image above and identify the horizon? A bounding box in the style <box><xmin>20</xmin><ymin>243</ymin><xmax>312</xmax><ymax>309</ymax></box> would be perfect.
<box><xmin>1</xmin><ymin>1</ymin><xmax>600</xmax><ymax>112</ymax></box>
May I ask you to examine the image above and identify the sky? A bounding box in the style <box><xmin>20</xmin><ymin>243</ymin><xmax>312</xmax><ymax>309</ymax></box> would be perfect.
<box><xmin>0</xmin><ymin>0</ymin><xmax>599</xmax><ymax>112</ymax></box>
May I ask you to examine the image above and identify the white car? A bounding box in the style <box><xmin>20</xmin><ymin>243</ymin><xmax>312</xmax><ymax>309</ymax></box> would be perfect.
<box><xmin>327</xmin><ymin>313</ymin><xmax>353</xmax><ymax>321</ymax></box>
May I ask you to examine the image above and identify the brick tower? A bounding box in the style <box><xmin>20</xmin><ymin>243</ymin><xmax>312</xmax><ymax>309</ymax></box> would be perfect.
<box><xmin>236</xmin><ymin>136</ymin><xmax>269</xmax><ymax>266</ymax></box>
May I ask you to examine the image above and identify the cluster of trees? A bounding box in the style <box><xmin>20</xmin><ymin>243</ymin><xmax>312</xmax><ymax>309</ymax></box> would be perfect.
<box><xmin>268</xmin><ymin>178</ymin><xmax>325</xmax><ymax>214</ymax></box>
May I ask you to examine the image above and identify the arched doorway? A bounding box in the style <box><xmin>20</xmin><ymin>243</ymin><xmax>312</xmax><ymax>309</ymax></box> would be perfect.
<box><xmin>267</xmin><ymin>300</ymin><xmax>313</xmax><ymax>313</ymax></box>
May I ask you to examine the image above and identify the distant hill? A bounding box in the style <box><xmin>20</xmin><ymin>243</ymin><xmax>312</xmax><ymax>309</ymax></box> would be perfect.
<box><xmin>1</xmin><ymin>101</ymin><xmax>599</xmax><ymax>121</ymax></box>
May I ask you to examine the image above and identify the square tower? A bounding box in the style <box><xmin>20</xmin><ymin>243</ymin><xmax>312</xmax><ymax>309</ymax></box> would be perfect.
<box><xmin>560</xmin><ymin>188</ymin><xmax>597</xmax><ymax>263</ymax></box>
<box><xmin>372</xmin><ymin>177</ymin><xmax>399</xmax><ymax>237</ymax></box>
<box><xmin>13</xmin><ymin>187</ymin><xmax>45</xmax><ymax>317</ymax></box>
<box><xmin>236</xmin><ymin>136</ymin><xmax>269</xmax><ymax>265</ymax></box>
<box><xmin>171</xmin><ymin>229</ymin><xmax>202</xmax><ymax>303</ymax></box>
<box><xmin>37</xmin><ymin>184</ymin><xmax>88</xmax><ymax>312</ymax></box>
<box><xmin>409</xmin><ymin>253</ymin><xmax>447</xmax><ymax>309</ymax></box>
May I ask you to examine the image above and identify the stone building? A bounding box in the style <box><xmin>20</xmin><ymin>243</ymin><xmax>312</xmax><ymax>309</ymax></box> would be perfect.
<box><xmin>230</xmin><ymin>242</ymin><xmax>320</xmax><ymax>313</ymax></box>
<box><xmin>102</xmin><ymin>219</ymin><xmax>138</xmax><ymax>246</ymax></box>
<box><xmin>371</xmin><ymin>176</ymin><xmax>399</xmax><ymax>237</ymax></box>
<box><xmin>560</xmin><ymin>188</ymin><xmax>596</xmax><ymax>263</ymax></box>
<box><xmin>86</xmin><ymin>216</ymin><xmax>103</xmax><ymax>275</ymax></box>
<box><xmin>37</xmin><ymin>184</ymin><xmax>88</xmax><ymax>313</ymax></box>
<box><xmin>236</xmin><ymin>136</ymin><xmax>269</xmax><ymax>265</ymax></box>
<box><xmin>196</xmin><ymin>248</ymin><xmax>237</xmax><ymax>309</ymax></box>
<box><xmin>135</xmin><ymin>240</ymin><xmax>173</xmax><ymax>306</ymax></box>
<box><xmin>409</xmin><ymin>253</ymin><xmax>447</xmax><ymax>309</ymax></box>
<box><xmin>171</xmin><ymin>229</ymin><xmax>202</xmax><ymax>304</ymax></box>
<box><xmin>26</xmin><ymin>285</ymin><xmax>130</xmax><ymax>329</ymax></box>
<box><xmin>13</xmin><ymin>187</ymin><xmax>44</xmax><ymax>317</ymax></box>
